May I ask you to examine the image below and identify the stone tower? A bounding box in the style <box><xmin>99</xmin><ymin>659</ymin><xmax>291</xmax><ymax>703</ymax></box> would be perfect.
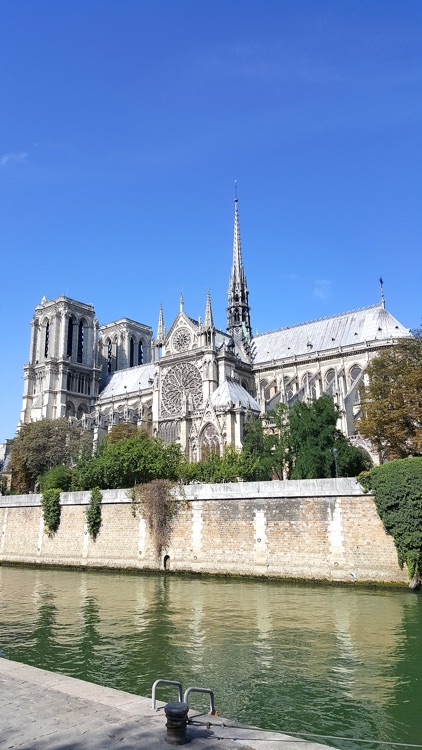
<box><xmin>20</xmin><ymin>295</ymin><xmax>101</xmax><ymax>425</ymax></box>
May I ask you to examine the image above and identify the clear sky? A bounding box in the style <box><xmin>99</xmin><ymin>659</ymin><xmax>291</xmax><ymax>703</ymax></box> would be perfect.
<box><xmin>1</xmin><ymin>0</ymin><xmax>421</xmax><ymax>443</ymax></box>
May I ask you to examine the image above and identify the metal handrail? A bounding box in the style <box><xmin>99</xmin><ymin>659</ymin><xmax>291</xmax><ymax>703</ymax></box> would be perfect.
<box><xmin>183</xmin><ymin>686</ymin><xmax>217</xmax><ymax>715</ymax></box>
<box><xmin>151</xmin><ymin>679</ymin><xmax>183</xmax><ymax>710</ymax></box>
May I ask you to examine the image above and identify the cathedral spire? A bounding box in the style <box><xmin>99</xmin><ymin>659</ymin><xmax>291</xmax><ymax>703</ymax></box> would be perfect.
<box><xmin>379</xmin><ymin>275</ymin><xmax>385</xmax><ymax>309</ymax></box>
<box><xmin>204</xmin><ymin>289</ymin><xmax>214</xmax><ymax>329</ymax></box>
<box><xmin>156</xmin><ymin>303</ymin><xmax>165</xmax><ymax>343</ymax></box>
<box><xmin>227</xmin><ymin>192</ymin><xmax>251</xmax><ymax>340</ymax></box>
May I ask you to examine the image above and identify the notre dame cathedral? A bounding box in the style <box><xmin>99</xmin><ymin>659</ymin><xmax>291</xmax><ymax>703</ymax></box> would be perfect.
<box><xmin>19</xmin><ymin>197</ymin><xmax>410</xmax><ymax>462</ymax></box>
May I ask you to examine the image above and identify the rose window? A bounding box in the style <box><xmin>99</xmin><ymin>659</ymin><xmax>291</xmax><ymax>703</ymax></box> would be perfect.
<box><xmin>161</xmin><ymin>363</ymin><xmax>202</xmax><ymax>416</ymax></box>
<box><xmin>172</xmin><ymin>327</ymin><xmax>191</xmax><ymax>353</ymax></box>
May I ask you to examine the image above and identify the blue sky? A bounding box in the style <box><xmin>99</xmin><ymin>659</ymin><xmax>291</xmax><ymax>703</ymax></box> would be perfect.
<box><xmin>1</xmin><ymin>0</ymin><xmax>421</xmax><ymax>443</ymax></box>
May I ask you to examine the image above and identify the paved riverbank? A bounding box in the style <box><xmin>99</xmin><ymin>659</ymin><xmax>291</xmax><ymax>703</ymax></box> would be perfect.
<box><xmin>0</xmin><ymin>658</ymin><xmax>333</xmax><ymax>750</ymax></box>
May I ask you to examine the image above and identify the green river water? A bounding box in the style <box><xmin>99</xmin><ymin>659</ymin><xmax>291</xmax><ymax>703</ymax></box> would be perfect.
<box><xmin>0</xmin><ymin>565</ymin><xmax>421</xmax><ymax>750</ymax></box>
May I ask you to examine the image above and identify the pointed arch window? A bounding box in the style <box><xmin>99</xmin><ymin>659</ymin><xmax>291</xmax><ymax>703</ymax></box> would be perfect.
<box><xmin>200</xmin><ymin>424</ymin><xmax>220</xmax><ymax>459</ymax></box>
<box><xmin>77</xmin><ymin>321</ymin><xmax>84</xmax><ymax>363</ymax></box>
<box><xmin>130</xmin><ymin>337</ymin><xmax>134</xmax><ymax>368</ymax></box>
<box><xmin>325</xmin><ymin>369</ymin><xmax>336</xmax><ymax>396</ymax></box>
<box><xmin>44</xmin><ymin>321</ymin><xmax>50</xmax><ymax>358</ymax></box>
<box><xmin>138</xmin><ymin>340</ymin><xmax>144</xmax><ymax>365</ymax></box>
<box><xmin>107</xmin><ymin>339</ymin><xmax>112</xmax><ymax>374</ymax></box>
<box><xmin>67</xmin><ymin>317</ymin><xmax>73</xmax><ymax>357</ymax></box>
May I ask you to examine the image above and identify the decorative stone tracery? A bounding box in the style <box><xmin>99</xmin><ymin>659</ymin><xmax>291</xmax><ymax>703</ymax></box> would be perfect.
<box><xmin>161</xmin><ymin>362</ymin><xmax>202</xmax><ymax>416</ymax></box>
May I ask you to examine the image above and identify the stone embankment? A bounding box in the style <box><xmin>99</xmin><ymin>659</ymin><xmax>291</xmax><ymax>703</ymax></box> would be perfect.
<box><xmin>0</xmin><ymin>478</ymin><xmax>407</xmax><ymax>584</ymax></box>
<box><xmin>0</xmin><ymin>657</ymin><xmax>333</xmax><ymax>750</ymax></box>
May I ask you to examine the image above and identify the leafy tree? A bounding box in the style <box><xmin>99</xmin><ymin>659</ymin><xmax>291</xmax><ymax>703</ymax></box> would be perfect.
<box><xmin>242</xmin><ymin>415</ymin><xmax>275</xmax><ymax>480</ymax></box>
<box><xmin>10</xmin><ymin>419</ymin><xmax>92</xmax><ymax>493</ymax></box>
<box><xmin>105</xmin><ymin>423</ymin><xmax>139</xmax><ymax>444</ymax></box>
<box><xmin>73</xmin><ymin>431</ymin><xmax>183</xmax><ymax>490</ymax></box>
<box><xmin>358</xmin><ymin>458</ymin><xmax>422</xmax><ymax>586</ymax></box>
<box><xmin>358</xmin><ymin>332</ymin><xmax>422</xmax><ymax>461</ymax></box>
<box><xmin>39</xmin><ymin>465</ymin><xmax>74</xmax><ymax>492</ymax></box>
<box><xmin>289</xmin><ymin>396</ymin><xmax>339</xmax><ymax>479</ymax></box>
<box><xmin>289</xmin><ymin>395</ymin><xmax>369</xmax><ymax>479</ymax></box>
<box><xmin>265</xmin><ymin>403</ymin><xmax>291</xmax><ymax>479</ymax></box>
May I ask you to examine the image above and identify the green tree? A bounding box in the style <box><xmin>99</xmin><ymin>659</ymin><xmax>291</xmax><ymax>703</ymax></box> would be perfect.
<box><xmin>73</xmin><ymin>431</ymin><xmax>183</xmax><ymax>490</ymax></box>
<box><xmin>10</xmin><ymin>419</ymin><xmax>92</xmax><ymax>493</ymax></box>
<box><xmin>39</xmin><ymin>465</ymin><xmax>74</xmax><ymax>492</ymax></box>
<box><xmin>358</xmin><ymin>332</ymin><xmax>422</xmax><ymax>461</ymax></box>
<box><xmin>266</xmin><ymin>403</ymin><xmax>291</xmax><ymax>479</ymax></box>
<box><xmin>242</xmin><ymin>414</ymin><xmax>275</xmax><ymax>480</ymax></box>
<box><xmin>289</xmin><ymin>395</ymin><xmax>369</xmax><ymax>479</ymax></box>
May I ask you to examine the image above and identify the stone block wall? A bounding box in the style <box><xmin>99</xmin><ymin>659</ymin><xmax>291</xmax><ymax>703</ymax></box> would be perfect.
<box><xmin>0</xmin><ymin>479</ymin><xmax>408</xmax><ymax>585</ymax></box>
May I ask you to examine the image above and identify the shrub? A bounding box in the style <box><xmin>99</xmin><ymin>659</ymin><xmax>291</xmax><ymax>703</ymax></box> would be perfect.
<box><xmin>39</xmin><ymin>465</ymin><xmax>73</xmax><ymax>492</ymax></box>
<box><xmin>358</xmin><ymin>457</ymin><xmax>422</xmax><ymax>584</ymax></box>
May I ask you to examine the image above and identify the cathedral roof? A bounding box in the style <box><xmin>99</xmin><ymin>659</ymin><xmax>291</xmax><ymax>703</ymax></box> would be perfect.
<box><xmin>99</xmin><ymin>363</ymin><xmax>155</xmax><ymax>400</ymax></box>
<box><xmin>211</xmin><ymin>378</ymin><xmax>260</xmax><ymax>411</ymax></box>
<box><xmin>252</xmin><ymin>303</ymin><xmax>410</xmax><ymax>364</ymax></box>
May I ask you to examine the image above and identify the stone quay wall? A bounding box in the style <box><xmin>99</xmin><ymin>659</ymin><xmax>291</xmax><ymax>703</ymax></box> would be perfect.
<box><xmin>0</xmin><ymin>479</ymin><xmax>407</xmax><ymax>585</ymax></box>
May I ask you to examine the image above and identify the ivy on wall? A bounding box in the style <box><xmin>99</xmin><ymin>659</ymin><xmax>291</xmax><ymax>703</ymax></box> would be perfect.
<box><xmin>86</xmin><ymin>487</ymin><xmax>102</xmax><ymax>541</ymax></box>
<box><xmin>358</xmin><ymin>457</ymin><xmax>422</xmax><ymax>587</ymax></box>
<box><xmin>41</xmin><ymin>488</ymin><xmax>61</xmax><ymax>536</ymax></box>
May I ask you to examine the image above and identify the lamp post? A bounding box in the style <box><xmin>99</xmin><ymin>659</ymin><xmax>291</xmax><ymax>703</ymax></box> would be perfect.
<box><xmin>332</xmin><ymin>447</ymin><xmax>339</xmax><ymax>478</ymax></box>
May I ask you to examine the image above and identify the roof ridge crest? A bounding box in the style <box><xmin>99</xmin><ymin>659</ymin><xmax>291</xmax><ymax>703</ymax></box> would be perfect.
<box><xmin>252</xmin><ymin>303</ymin><xmax>381</xmax><ymax>339</ymax></box>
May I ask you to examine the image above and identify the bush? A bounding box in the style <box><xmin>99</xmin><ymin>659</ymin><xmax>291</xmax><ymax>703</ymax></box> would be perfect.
<box><xmin>358</xmin><ymin>457</ymin><xmax>422</xmax><ymax>584</ymax></box>
<box><xmin>39</xmin><ymin>465</ymin><xmax>73</xmax><ymax>492</ymax></box>
<box><xmin>73</xmin><ymin>432</ymin><xmax>183</xmax><ymax>490</ymax></box>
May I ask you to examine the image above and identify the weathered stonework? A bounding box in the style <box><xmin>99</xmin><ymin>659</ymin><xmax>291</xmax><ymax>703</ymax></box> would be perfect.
<box><xmin>0</xmin><ymin>479</ymin><xmax>407</xmax><ymax>585</ymax></box>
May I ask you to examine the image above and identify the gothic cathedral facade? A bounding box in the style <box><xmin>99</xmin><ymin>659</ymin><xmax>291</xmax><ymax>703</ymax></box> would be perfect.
<box><xmin>19</xmin><ymin>198</ymin><xmax>410</xmax><ymax>461</ymax></box>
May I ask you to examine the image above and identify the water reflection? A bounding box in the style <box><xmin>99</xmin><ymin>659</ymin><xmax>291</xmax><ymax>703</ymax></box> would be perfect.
<box><xmin>0</xmin><ymin>565</ymin><xmax>420</xmax><ymax>750</ymax></box>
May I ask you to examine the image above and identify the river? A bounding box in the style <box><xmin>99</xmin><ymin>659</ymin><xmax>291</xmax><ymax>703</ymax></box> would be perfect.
<box><xmin>0</xmin><ymin>565</ymin><xmax>420</xmax><ymax>750</ymax></box>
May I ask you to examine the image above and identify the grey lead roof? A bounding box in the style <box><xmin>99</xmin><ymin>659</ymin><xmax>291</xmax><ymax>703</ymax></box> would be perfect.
<box><xmin>211</xmin><ymin>378</ymin><xmax>260</xmax><ymax>411</ymax></box>
<box><xmin>252</xmin><ymin>303</ymin><xmax>410</xmax><ymax>364</ymax></box>
<box><xmin>99</xmin><ymin>363</ymin><xmax>155</xmax><ymax>400</ymax></box>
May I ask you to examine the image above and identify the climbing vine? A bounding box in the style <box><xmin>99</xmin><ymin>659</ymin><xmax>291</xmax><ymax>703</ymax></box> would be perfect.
<box><xmin>129</xmin><ymin>479</ymin><xmax>183</xmax><ymax>558</ymax></box>
<box><xmin>41</xmin><ymin>488</ymin><xmax>61</xmax><ymax>536</ymax></box>
<box><xmin>358</xmin><ymin>457</ymin><xmax>422</xmax><ymax>587</ymax></box>
<box><xmin>86</xmin><ymin>487</ymin><xmax>102</xmax><ymax>541</ymax></box>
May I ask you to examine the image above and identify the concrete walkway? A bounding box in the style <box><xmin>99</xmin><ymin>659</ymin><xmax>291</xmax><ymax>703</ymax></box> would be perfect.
<box><xmin>0</xmin><ymin>658</ymin><xmax>333</xmax><ymax>750</ymax></box>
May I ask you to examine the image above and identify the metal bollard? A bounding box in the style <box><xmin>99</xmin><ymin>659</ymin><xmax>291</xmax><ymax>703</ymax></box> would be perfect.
<box><xmin>164</xmin><ymin>701</ymin><xmax>189</xmax><ymax>745</ymax></box>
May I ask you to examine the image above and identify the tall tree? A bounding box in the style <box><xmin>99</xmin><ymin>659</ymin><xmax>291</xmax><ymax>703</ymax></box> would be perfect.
<box><xmin>358</xmin><ymin>332</ymin><xmax>422</xmax><ymax>461</ymax></box>
<box><xmin>10</xmin><ymin>419</ymin><xmax>92</xmax><ymax>493</ymax></box>
<box><xmin>289</xmin><ymin>395</ymin><xmax>369</xmax><ymax>479</ymax></box>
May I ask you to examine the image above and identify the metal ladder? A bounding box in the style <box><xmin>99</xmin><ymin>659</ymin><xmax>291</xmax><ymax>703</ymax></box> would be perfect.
<box><xmin>151</xmin><ymin>678</ymin><xmax>216</xmax><ymax>714</ymax></box>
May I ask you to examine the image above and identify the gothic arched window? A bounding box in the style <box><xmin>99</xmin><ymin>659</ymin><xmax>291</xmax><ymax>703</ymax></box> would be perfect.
<box><xmin>44</xmin><ymin>321</ymin><xmax>50</xmax><ymax>358</ymax></box>
<box><xmin>106</xmin><ymin>339</ymin><xmax>112</xmax><ymax>373</ymax></box>
<box><xmin>77</xmin><ymin>321</ymin><xmax>84</xmax><ymax>363</ymax></box>
<box><xmin>200</xmin><ymin>424</ymin><xmax>220</xmax><ymax>459</ymax></box>
<box><xmin>349</xmin><ymin>364</ymin><xmax>362</xmax><ymax>385</ymax></box>
<box><xmin>130</xmin><ymin>337</ymin><xmax>134</xmax><ymax>368</ymax></box>
<box><xmin>67</xmin><ymin>317</ymin><xmax>73</xmax><ymax>357</ymax></box>
<box><xmin>325</xmin><ymin>369</ymin><xmax>336</xmax><ymax>395</ymax></box>
<box><xmin>138</xmin><ymin>340</ymin><xmax>144</xmax><ymax>365</ymax></box>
